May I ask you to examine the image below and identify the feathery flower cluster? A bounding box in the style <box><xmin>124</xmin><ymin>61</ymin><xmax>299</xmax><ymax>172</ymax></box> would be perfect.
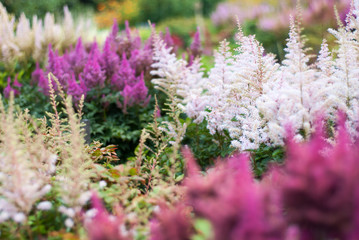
<box><xmin>150</xmin><ymin>117</ymin><xmax>359</xmax><ymax>239</ymax></box>
<box><xmin>152</xmin><ymin>3</ymin><xmax>359</xmax><ymax>150</ymax></box>
<box><xmin>0</xmin><ymin>3</ymin><xmax>92</xmax><ymax>67</ymax></box>
<box><xmin>0</xmin><ymin>95</ymin><xmax>55</xmax><ymax>223</ymax></box>
<box><xmin>151</xmin><ymin>31</ymin><xmax>206</xmax><ymax>119</ymax></box>
<box><xmin>32</xmin><ymin>21</ymin><xmax>153</xmax><ymax>111</ymax></box>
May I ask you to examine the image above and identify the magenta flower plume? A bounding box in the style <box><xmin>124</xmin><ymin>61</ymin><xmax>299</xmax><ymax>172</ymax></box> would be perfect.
<box><xmin>99</xmin><ymin>38</ymin><xmax>120</xmax><ymax>80</ymax></box>
<box><xmin>81</xmin><ymin>54</ymin><xmax>106</xmax><ymax>89</ymax></box>
<box><xmin>189</xmin><ymin>27</ymin><xmax>202</xmax><ymax>59</ymax></box>
<box><xmin>32</xmin><ymin>62</ymin><xmax>51</xmax><ymax>94</ymax></box>
<box><xmin>112</xmin><ymin>53</ymin><xmax>136</xmax><ymax>90</ymax></box>
<box><xmin>86</xmin><ymin>193</ymin><xmax>131</xmax><ymax>240</ymax></box>
<box><xmin>150</xmin><ymin>203</ymin><xmax>193</xmax><ymax>240</ymax></box>
<box><xmin>129</xmin><ymin>48</ymin><xmax>153</xmax><ymax>76</ymax></box>
<box><xmin>3</xmin><ymin>77</ymin><xmax>19</xmax><ymax>99</ymax></box>
<box><xmin>183</xmin><ymin>149</ymin><xmax>285</xmax><ymax>240</ymax></box>
<box><xmin>110</xmin><ymin>19</ymin><xmax>119</xmax><ymax>42</ymax></box>
<box><xmin>13</xmin><ymin>75</ymin><xmax>22</xmax><ymax>89</ymax></box>
<box><xmin>67</xmin><ymin>38</ymin><xmax>88</xmax><ymax>76</ymax></box>
<box><xmin>117</xmin><ymin>21</ymin><xmax>141</xmax><ymax>58</ymax></box>
<box><xmin>47</xmin><ymin>47</ymin><xmax>71</xmax><ymax>88</ymax></box>
<box><xmin>67</xmin><ymin>74</ymin><xmax>86</xmax><ymax>103</ymax></box>
<box><xmin>164</xmin><ymin>28</ymin><xmax>174</xmax><ymax>49</ymax></box>
<box><xmin>278</xmin><ymin>114</ymin><xmax>359</xmax><ymax>238</ymax></box>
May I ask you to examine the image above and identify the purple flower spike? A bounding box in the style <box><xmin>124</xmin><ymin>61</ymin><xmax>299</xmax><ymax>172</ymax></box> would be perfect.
<box><xmin>99</xmin><ymin>38</ymin><xmax>120</xmax><ymax>80</ymax></box>
<box><xmin>13</xmin><ymin>75</ymin><xmax>22</xmax><ymax>89</ymax></box>
<box><xmin>164</xmin><ymin>28</ymin><xmax>174</xmax><ymax>48</ymax></box>
<box><xmin>81</xmin><ymin>53</ymin><xmax>106</xmax><ymax>89</ymax></box>
<box><xmin>110</xmin><ymin>19</ymin><xmax>119</xmax><ymax>42</ymax></box>
<box><xmin>4</xmin><ymin>77</ymin><xmax>18</xmax><ymax>99</ymax></box>
<box><xmin>67</xmin><ymin>74</ymin><xmax>86</xmax><ymax>103</ymax></box>
<box><xmin>190</xmin><ymin>27</ymin><xmax>202</xmax><ymax>58</ymax></box>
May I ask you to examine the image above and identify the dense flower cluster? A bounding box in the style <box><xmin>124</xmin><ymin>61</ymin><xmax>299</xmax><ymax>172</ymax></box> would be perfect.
<box><xmin>31</xmin><ymin>21</ymin><xmax>152</xmax><ymax>111</ymax></box>
<box><xmin>149</xmin><ymin>116</ymin><xmax>359</xmax><ymax>240</ymax></box>
<box><xmin>0</xmin><ymin>3</ymin><xmax>92</xmax><ymax>67</ymax></box>
<box><xmin>152</xmin><ymin>3</ymin><xmax>359</xmax><ymax>150</ymax></box>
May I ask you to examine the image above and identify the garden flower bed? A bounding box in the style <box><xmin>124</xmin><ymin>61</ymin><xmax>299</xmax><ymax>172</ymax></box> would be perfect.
<box><xmin>1</xmin><ymin>1</ymin><xmax>359</xmax><ymax>239</ymax></box>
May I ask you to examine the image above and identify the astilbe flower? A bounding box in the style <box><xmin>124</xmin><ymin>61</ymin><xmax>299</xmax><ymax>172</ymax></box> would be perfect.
<box><xmin>32</xmin><ymin>62</ymin><xmax>50</xmax><ymax>94</ymax></box>
<box><xmin>189</xmin><ymin>27</ymin><xmax>202</xmax><ymax>59</ymax></box>
<box><xmin>182</xmin><ymin>148</ymin><xmax>285</xmax><ymax>240</ymax></box>
<box><xmin>85</xmin><ymin>193</ymin><xmax>131</xmax><ymax>240</ymax></box>
<box><xmin>65</xmin><ymin>38</ymin><xmax>88</xmax><ymax>76</ymax></box>
<box><xmin>150</xmin><ymin>203</ymin><xmax>193</xmax><ymax>240</ymax></box>
<box><xmin>151</xmin><ymin>33</ymin><xmax>206</xmax><ymax>120</ymax></box>
<box><xmin>257</xmin><ymin>16</ymin><xmax>323</xmax><ymax>144</ymax></box>
<box><xmin>3</xmin><ymin>76</ymin><xmax>20</xmax><ymax>99</ymax></box>
<box><xmin>119</xmin><ymin>73</ymin><xmax>151</xmax><ymax>113</ymax></box>
<box><xmin>99</xmin><ymin>37</ymin><xmax>120</xmax><ymax>80</ymax></box>
<box><xmin>0</xmin><ymin>96</ymin><xmax>55</xmax><ymax>223</ymax></box>
<box><xmin>33</xmin><ymin>20</ymin><xmax>152</xmax><ymax>111</ymax></box>
<box><xmin>67</xmin><ymin>74</ymin><xmax>87</xmax><ymax>103</ymax></box>
<box><xmin>273</xmin><ymin>115</ymin><xmax>359</xmax><ymax>239</ymax></box>
<box><xmin>0</xmin><ymin>3</ymin><xmax>93</xmax><ymax>67</ymax></box>
<box><xmin>112</xmin><ymin>53</ymin><xmax>136</xmax><ymax>90</ymax></box>
<box><xmin>81</xmin><ymin>49</ymin><xmax>106</xmax><ymax>89</ymax></box>
<box><xmin>327</xmin><ymin>5</ymin><xmax>359</xmax><ymax>139</ymax></box>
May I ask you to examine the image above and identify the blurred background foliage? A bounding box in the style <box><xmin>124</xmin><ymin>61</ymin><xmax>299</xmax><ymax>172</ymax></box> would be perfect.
<box><xmin>1</xmin><ymin>0</ymin><xmax>349</xmax><ymax>60</ymax></box>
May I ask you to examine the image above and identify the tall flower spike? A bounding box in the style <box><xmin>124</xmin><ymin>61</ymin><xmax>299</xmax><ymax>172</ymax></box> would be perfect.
<box><xmin>81</xmin><ymin>52</ymin><xmax>106</xmax><ymax>89</ymax></box>
<box><xmin>99</xmin><ymin>38</ymin><xmax>120</xmax><ymax>80</ymax></box>
<box><xmin>189</xmin><ymin>27</ymin><xmax>202</xmax><ymax>59</ymax></box>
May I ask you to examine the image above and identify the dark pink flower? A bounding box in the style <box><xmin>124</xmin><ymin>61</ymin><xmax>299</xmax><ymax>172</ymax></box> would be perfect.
<box><xmin>277</xmin><ymin>115</ymin><xmax>359</xmax><ymax>238</ymax></box>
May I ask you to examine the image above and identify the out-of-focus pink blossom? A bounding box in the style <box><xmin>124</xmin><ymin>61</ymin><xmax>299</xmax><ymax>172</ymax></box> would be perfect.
<box><xmin>85</xmin><ymin>193</ymin><xmax>131</xmax><ymax>240</ymax></box>
<box><xmin>150</xmin><ymin>203</ymin><xmax>193</xmax><ymax>240</ymax></box>
<box><xmin>4</xmin><ymin>77</ymin><xmax>20</xmax><ymax>98</ymax></box>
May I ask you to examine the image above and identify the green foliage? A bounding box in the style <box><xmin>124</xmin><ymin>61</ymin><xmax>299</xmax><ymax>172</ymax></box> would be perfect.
<box><xmin>248</xmin><ymin>144</ymin><xmax>285</xmax><ymax>178</ymax></box>
<box><xmin>137</xmin><ymin>0</ymin><xmax>223</xmax><ymax>24</ymax></box>
<box><xmin>1</xmin><ymin>0</ymin><xmax>100</xmax><ymax>18</ymax></box>
<box><xmin>183</xmin><ymin>119</ymin><xmax>235</xmax><ymax>168</ymax></box>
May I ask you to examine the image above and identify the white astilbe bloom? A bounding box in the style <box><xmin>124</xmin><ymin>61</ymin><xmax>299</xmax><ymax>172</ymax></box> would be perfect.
<box><xmin>0</xmin><ymin>3</ymin><xmax>95</xmax><ymax>67</ymax></box>
<box><xmin>201</xmin><ymin>40</ymin><xmax>235</xmax><ymax>136</ymax></box>
<box><xmin>328</xmin><ymin>6</ymin><xmax>359</xmax><ymax>138</ymax></box>
<box><xmin>198</xmin><ymin>27</ymin><xmax>279</xmax><ymax>150</ymax></box>
<box><xmin>258</xmin><ymin>16</ymin><xmax>323</xmax><ymax>144</ymax></box>
<box><xmin>151</xmin><ymin>34</ymin><xmax>207</xmax><ymax>120</ymax></box>
<box><xmin>0</xmin><ymin>97</ymin><xmax>54</xmax><ymax>223</ymax></box>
